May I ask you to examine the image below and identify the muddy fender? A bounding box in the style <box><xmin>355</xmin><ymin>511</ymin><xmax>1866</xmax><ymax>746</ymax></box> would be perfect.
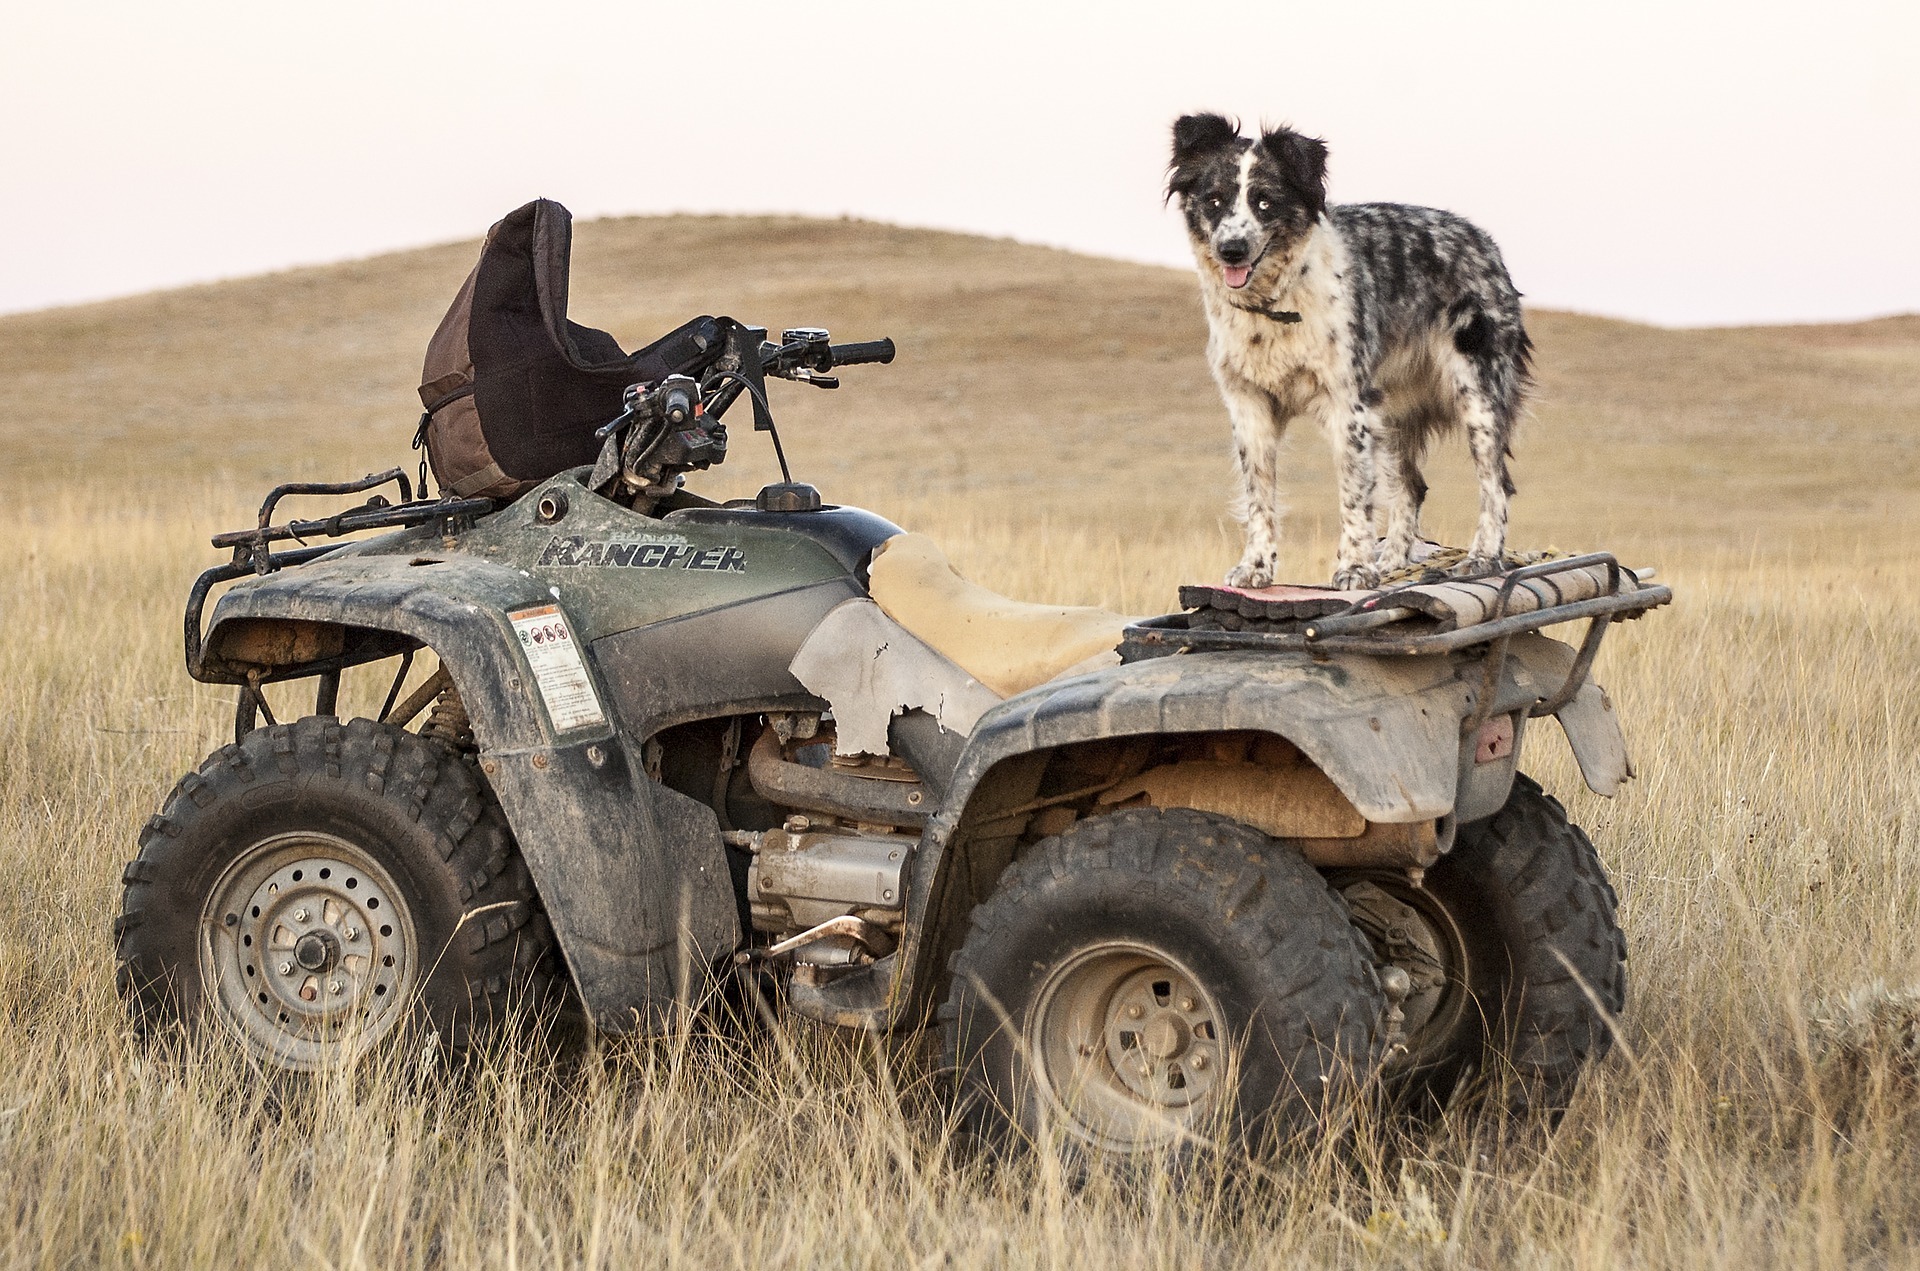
<box><xmin>200</xmin><ymin>553</ymin><xmax>739</xmax><ymax>1031</ymax></box>
<box><xmin>888</xmin><ymin>649</ymin><xmax>1477</xmax><ymax>1025</ymax></box>
<box><xmin>943</xmin><ymin>650</ymin><xmax>1476</xmax><ymax>826</ymax></box>
<box><xmin>1504</xmin><ymin>633</ymin><xmax>1633</xmax><ymax>796</ymax></box>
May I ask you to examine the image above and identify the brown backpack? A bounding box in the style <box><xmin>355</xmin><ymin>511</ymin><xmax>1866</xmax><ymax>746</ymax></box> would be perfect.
<box><xmin>416</xmin><ymin>198</ymin><xmax>723</xmax><ymax>499</ymax></box>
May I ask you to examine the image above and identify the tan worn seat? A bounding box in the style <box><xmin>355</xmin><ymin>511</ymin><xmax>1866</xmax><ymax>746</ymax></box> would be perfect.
<box><xmin>866</xmin><ymin>533</ymin><xmax>1134</xmax><ymax>698</ymax></box>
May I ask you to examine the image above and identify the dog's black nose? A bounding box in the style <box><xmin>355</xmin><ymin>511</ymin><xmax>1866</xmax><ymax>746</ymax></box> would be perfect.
<box><xmin>1216</xmin><ymin>239</ymin><xmax>1251</xmax><ymax>266</ymax></box>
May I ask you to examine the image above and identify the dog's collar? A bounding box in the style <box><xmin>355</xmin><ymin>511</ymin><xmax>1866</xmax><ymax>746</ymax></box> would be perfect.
<box><xmin>1222</xmin><ymin>268</ymin><xmax>1301</xmax><ymax>323</ymax></box>
<box><xmin>1227</xmin><ymin>298</ymin><xmax>1302</xmax><ymax>323</ymax></box>
<box><xmin>1216</xmin><ymin>249</ymin><xmax>1301</xmax><ymax>322</ymax></box>
<box><xmin>1215</xmin><ymin>245</ymin><xmax>1301</xmax><ymax>322</ymax></box>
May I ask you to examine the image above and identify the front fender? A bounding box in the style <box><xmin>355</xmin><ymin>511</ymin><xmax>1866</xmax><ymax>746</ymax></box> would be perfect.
<box><xmin>205</xmin><ymin>553</ymin><xmax>559</xmax><ymax>744</ymax></box>
<box><xmin>199</xmin><ymin>554</ymin><xmax>739</xmax><ymax>1031</ymax></box>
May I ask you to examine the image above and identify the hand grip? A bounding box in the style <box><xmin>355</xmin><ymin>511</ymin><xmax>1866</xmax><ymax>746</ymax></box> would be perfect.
<box><xmin>828</xmin><ymin>338</ymin><xmax>895</xmax><ymax>367</ymax></box>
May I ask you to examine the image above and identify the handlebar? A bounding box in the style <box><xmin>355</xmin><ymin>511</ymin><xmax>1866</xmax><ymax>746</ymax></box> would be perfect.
<box><xmin>663</xmin><ymin>325</ymin><xmax>898</xmax><ymax>428</ymax></box>
<box><xmin>755</xmin><ymin>330</ymin><xmax>896</xmax><ymax>380</ymax></box>
<box><xmin>826</xmin><ymin>339</ymin><xmax>894</xmax><ymax>367</ymax></box>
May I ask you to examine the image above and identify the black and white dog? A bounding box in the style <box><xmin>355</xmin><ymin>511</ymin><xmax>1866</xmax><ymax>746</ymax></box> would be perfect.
<box><xmin>1167</xmin><ymin>113</ymin><xmax>1533</xmax><ymax>589</ymax></box>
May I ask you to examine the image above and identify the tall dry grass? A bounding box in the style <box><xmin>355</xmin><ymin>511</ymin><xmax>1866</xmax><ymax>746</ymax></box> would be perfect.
<box><xmin>2</xmin><ymin>217</ymin><xmax>1919</xmax><ymax>1266</ymax></box>
<box><xmin>3</xmin><ymin>494</ymin><xmax>1919</xmax><ymax>1268</ymax></box>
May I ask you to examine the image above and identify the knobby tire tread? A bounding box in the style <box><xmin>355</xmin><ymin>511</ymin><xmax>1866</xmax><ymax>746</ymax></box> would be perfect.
<box><xmin>1443</xmin><ymin>773</ymin><xmax>1626</xmax><ymax>1112</ymax></box>
<box><xmin>939</xmin><ymin>808</ymin><xmax>1384</xmax><ymax>1158</ymax></box>
<box><xmin>114</xmin><ymin>716</ymin><xmax>561</xmax><ymax>1056</ymax></box>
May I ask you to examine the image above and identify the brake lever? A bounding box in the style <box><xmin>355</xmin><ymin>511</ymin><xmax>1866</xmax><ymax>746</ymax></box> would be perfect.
<box><xmin>596</xmin><ymin>405</ymin><xmax>638</xmax><ymax>440</ymax></box>
<box><xmin>791</xmin><ymin>370</ymin><xmax>839</xmax><ymax>389</ymax></box>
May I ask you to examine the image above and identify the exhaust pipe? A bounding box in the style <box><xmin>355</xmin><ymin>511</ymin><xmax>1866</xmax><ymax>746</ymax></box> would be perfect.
<box><xmin>745</xmin><ymin>727</ymin><xmax>928</xmax><ymax>827</ymax></box>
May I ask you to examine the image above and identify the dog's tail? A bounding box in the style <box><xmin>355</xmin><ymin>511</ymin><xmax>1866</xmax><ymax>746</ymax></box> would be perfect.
<box><xmin>1448</xmin><ymin>295</ymin><xmax>1532</xmax><ymax>477</ymax></box>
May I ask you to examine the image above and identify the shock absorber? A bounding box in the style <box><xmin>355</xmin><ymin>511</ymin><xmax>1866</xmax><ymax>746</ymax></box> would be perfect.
<box><xmin>420</xmin><ymin>682</ymin><xmax>474</xmax><ymax>750</ymax></box>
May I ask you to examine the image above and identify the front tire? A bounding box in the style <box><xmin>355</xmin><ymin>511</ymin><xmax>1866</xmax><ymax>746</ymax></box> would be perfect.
<box><xmin>942</xmin><ymin>809</ymin><xmax>1383</xmax><ymax>1162</ymax></box>
<box><xmin>114</xmin><ymin>716</ymin><xmax>561</xmax><ymax>1070</ymax></box>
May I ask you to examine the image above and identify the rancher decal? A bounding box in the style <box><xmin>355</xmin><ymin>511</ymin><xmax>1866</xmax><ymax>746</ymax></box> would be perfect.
<box><xmin>538</xmin><ymin>535</ymin><xmax>747</xmax><ymax>573</ymax></box>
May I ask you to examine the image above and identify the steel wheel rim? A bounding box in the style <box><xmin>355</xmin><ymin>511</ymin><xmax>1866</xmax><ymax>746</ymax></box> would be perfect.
<box><xmin>1338</xmin><ymin>873</ymin><xmax>1471</xmax><ymax>1076</ymax></box>
<box><xmin>199</xmin><ymin>831</ymin><xmax>418</xmax><ymax>1071</ymax></box>
<box><xmin>1027</xmin><ymin>940</ymin><xmax>1229</xmax><ymax>1153</ymax></box>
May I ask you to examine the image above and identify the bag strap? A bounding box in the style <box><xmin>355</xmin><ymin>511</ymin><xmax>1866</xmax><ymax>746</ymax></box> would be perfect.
<box><xmin>413</xmin><ymin>383</ymin><xmax>477</xmax><ymax>496</ymax></box>
<box><xmin>421</xmin><ymin>382</ymin><xmax>476</xmax><ymax>417</ymax></box>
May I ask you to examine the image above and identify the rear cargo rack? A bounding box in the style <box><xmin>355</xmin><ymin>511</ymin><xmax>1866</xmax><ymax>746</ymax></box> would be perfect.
<box><xmin>1122</xmin><ymin>552</ymin><xmax>1673</xmax><ymax>729</ymax></box>
<box><xmin>1126</xmin><ymin>554</ymin><xmax>1670</xmax><ymax>656</ymax></box>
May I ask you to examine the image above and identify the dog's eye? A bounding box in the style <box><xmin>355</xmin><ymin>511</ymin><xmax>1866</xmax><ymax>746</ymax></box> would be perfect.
<box><xmin>1257</xmin><ymin>198</ymin><xmax>1272</xmax><ymax>212</ymax></box>
<box><xmin>1206</xmin><ymin>195</ymin><xmax>1224</xmax><ymax>210</ymax></box>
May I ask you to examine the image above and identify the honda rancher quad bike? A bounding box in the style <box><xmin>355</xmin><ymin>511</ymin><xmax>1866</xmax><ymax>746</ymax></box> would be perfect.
<box><xmin>115</xmin><ymin>200</ymin><xmax>1669</xmax><ymax>1160</ymax></box>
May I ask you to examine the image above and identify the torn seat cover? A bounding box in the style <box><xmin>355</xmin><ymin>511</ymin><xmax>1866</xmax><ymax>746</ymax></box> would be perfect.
<box><xmin>789</xmin><ymin>598</ymin><xmax>1003</xmax><ymax>756</ymax></box>
<box><xmin>864</xmin><ymin>534</ymin><xmax>1134</xmax><ymax>697</ymax></box>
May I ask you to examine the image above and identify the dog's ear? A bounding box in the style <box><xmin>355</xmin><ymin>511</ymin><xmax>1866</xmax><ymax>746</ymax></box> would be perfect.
<box><xmin>1259</xmin><ymin>126</ymin><xmax>1329</xmax><ymax>216</ymax></box>
<box><xmin>1172</xmin><ymin>113</ymin><xmax>1240</xmax><ymax>164</ymax></box>
<box><xmin>1167</xmin><ymin>113</ymin><xmax>1240</xmax><ymax>200</ymax></box>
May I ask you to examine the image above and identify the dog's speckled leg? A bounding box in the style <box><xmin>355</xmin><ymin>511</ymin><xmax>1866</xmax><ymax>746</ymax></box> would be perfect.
<box><xmin>1328</xmin><ymin>400</ymin><xmax>1380</xmax><ymax>590</ymax></box>
<box><xmin>1373</xmin><ymin>412</ymin><xmax>1427</xmax><ymax>576</ymax></box>
<box><xmin>1218</xmin><ymin>378</ymin><xmax>1287</xmax><ymax>588</ymax></box>
<box><xmin>1459</xmin><ymin>388</ymin><xmax>1512</xmax><ymax>572</ymax></box>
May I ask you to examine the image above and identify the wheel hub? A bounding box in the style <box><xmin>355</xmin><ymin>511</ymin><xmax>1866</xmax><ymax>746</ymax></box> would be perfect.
<box><xmin>1339</xmin><ymin>875</ymin><xmax>1469</xmax><ymax>1073</ymax></box>
<box><xmin>1029</xmin><ymin>942</ymin><xmax>1227</xmax><ymax>1152</ymax></box>
<box><xmin>1139</xmin><ymin>1014</ymin><xmax>1187</xmax><ymax>1059</ymax></box>
<box><xmin>293</xmin><ymin>930</ymin><xmax>338</xmax><ymax>973</ymax></box>
<box><xmin>200</xmin><ymin>832</ymin><xmax>416</xmax><ymax>1070</ymax></box>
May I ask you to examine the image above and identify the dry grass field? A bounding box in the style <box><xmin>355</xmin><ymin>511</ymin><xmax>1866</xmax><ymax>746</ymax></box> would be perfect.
<box><xmin>2</xmin><ymin>216</ymin><xmax>1919</xmax><ymax>1268</ymax></box>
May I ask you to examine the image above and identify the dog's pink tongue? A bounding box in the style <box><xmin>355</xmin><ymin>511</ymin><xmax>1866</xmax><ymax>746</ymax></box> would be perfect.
<box><xmin>1223</xmin><ymin>264</ymin><xmax>1252</xmax><ymax>289</ymax></box>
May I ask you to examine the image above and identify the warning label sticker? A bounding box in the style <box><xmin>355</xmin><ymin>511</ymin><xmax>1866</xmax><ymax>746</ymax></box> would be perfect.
<box><xmin>508</xmin><ymin>606</ymin><xmax>606</xmax><ymax>734</ymax></box>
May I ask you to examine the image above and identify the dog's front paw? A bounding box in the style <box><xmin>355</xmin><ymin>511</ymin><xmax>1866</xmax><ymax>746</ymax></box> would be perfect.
<box><xmin>1331</xmin><ymin>564</ymin><xmax>1379</xmax><ymax>591</ymax></box>
<box><xmin>1225</xmin><ymin>559</ymin><xmax>1275</xmax><ymax>589</ymax></box>
<box><xmin>1374</xmin><ymin>543</ymin><xmax>1414</xmax><ymax>576</ymax></box>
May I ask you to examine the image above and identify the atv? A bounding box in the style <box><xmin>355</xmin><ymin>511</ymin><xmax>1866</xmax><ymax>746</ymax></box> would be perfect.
<box><xmin>116</xmin><ymin>318</ymin><xmax>1669</xmax><ymax>1160</ymax></box>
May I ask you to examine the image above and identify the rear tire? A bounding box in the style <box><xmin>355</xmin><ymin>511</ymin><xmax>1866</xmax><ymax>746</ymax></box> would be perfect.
<box><xmin>114</xmin><ymin>716</ymin><xmax>562</xmax><ymax>1070</ymax></box>
<box><xmin>1340</xmin><ymin>774</ymin><xmax>1626</xmax><ymax>1120</ymax></box>
<box><xmin>942</xmin><ymin>809</ymin><xmax>1383</xmax><ymax>1164</ymax></box>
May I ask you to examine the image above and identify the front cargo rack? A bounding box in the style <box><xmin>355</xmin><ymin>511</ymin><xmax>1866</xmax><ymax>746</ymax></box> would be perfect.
<box><xmin>185</xmin><ymin>467</ymin><xmax>494</xmax><ymax>674</ymax></box>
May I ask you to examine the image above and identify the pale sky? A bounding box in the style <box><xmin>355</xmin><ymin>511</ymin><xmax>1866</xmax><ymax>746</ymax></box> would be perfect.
<box><xmin>3</xmin><ymin>0</ymin><xmax>1914</xmax><ymax>326</ymax></box>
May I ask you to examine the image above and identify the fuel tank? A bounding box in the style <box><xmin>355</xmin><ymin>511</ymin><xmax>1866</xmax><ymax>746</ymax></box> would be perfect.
<box><xmin>422</xmin><ymin>471</ymin><xmax>903</xmax><ymax>737</ymax></box>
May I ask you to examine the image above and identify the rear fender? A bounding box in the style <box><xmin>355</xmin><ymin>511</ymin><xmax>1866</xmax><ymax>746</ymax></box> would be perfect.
<box><xmin>943</xmin><ymin>649</ymin><xmax>1477</xmax><ymax>824</ymax></box>
<box><xmin>198</xmin><ymin>553</ymin><xmax>739</xmax><ymax>1031</ymax></box>
<box><xmin>1504</xmin><ymin>632</ymin><xmax>1633</xmax><ymax>795</ymax></box>
<box><xmin>886</xmin><ymin>649</ymin><xmax>1472</xmax><ymax>1025</ymax></box>
<box><xmin>889</xmin><ymin>637</ymin><xmax>1627</xmax><ymax>1027</ymax></box>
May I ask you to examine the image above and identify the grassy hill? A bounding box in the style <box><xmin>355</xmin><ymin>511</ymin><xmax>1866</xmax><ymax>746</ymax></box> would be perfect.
<box><xmin>4</xmin><ymin>215</ymin><xmax>1915</xmax><ymax>578</ymax></box>
<box><xmin>1</xmin><ymin>218</ymin><xmax>1918</xmax><ymax>1268</ymax></box>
